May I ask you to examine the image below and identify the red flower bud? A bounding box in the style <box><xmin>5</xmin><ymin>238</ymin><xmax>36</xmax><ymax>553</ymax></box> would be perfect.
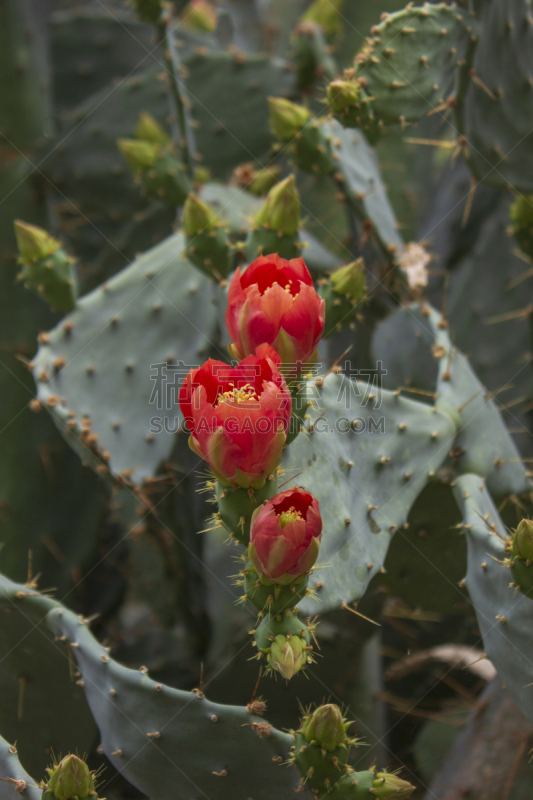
<box><xmin>249</xmin><ymin>488</ymin><xmax>322</xmax><ymax>583</ymax></box>
<box><xmin>179</xmin><ymin>344</ymin><xmax>291</xmax><ymax>489</ymax></box>
<box><xmin>225</xmin><ymin>253</ymin><xmax>325</xmax><ymax>371</ymax></box>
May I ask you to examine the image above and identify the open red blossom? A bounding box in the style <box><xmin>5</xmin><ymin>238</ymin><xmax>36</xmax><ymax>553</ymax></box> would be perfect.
<box><xmin>249</xmin><ymin>488</ymin><xmax>322</xmax><ymax>584</ymax></box>
<box><xmin>226</xmin><ymin>254</ymin><xmax>325</xmax><ymax>371</ymax></box>
<box><xmin>178</xmin><ymin>344</ymin><xmax>291</xmax><ymax>489</ymax></box>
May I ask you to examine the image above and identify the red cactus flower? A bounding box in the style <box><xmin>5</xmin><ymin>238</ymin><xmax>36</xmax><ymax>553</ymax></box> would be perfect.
<box><xmin>249</xmin><ymin>488</ymin><xmax>322</xmax><ymax>583</ymax></box>
<box><xmin>179</xmin><ymin>344</ymin><xmax>291</xmax><ymax>489</ymax></box>
<box><xmin>226</xmin><ymin>254</ymin><xmax>325</xmax><ymax>371</ymax></box>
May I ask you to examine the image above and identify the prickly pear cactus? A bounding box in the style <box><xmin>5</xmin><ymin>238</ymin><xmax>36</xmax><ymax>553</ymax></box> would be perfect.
<box><xmin>3</xmin><ymin>2</ymin><xmax>533</xmax><ymax>798</ymax></box>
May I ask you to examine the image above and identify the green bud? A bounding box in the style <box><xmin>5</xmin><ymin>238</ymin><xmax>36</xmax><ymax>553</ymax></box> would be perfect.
<box><xmin>268</xmin><ymin>97</ymin><xmax>310</xmax><ymax>141</ymax></box>
<box><xmin>509</xmin><ymin>194</ymin><xmax>533</xmax><ymax>260</ymax></box>
<box><xmin>330</xmin><ymin>259</ymin><xmax>366</xmax><ymax>301</ymax></box>
<box><xmin>250</xmin><ymin>166</ymin><xmax>282</xmax><ymax>196</ymax></box>
<box><xmin>180</xmin><ymin>0</ymin><xmax>217</xmax><ymax>32</ymax></box>
<box><xmin>183</xmin><ymin>194</ymin><xmax>218</xmax><ymax>236</ymax></box>
<box><xmin>134</xmin><ymin>112</ymin><xmax>169</xmax><ymax>145</ymax></box>
<box><xmin>512</xmin><ymin>519</ymin><xmax>533</xmax><ymax>562</ymax></box>
<box><xmin>256</xmin><ymin>175</ymin><xmax>300</xmax><ymax>236</ymax></box>
<box><xmin>44</xmin><ymin>756</ymin><xmax>96</xmax><ymax>800</ymax></box>
<box><xmin>268</xmin><ymin>633</ymin><xmax>308</xmax><ymax>679</ymax></box>
<box><xmin>302</xmin><ymin>0</ymin><xmax>343</xmax><ymax>36</ymax></box>
<box><xmin>302</xmin><ymin>704</ymin><xmax>347</xmax><ymax>752</ymax></box>
<box><xmin>14</xmin><ymin>221</ymin><xmax>60</xmax><ymax>264</ymax></box>
<box><xmin>372</xmin><ymin>772</ymin><xmax>415</xmax><ymax>800</ymax></box>
<box><xmin>117</xmin><ymin>138</ymin><xmax>159</xmax><ymax>173</ymax></box>
<box><xmin>327</xmin><ymin>80</ymin><xmax>361</xmax><ymax>114</ymax></box>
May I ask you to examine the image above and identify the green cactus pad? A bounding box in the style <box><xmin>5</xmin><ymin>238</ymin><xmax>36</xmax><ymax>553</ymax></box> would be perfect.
<box><xmin>446</xmin><ymin>197</ymin><xmax>533</xmax><ymax>439</ymax></box>
<box><xmin>463</xmin><ymin>0</ymin><xmax>533</xmax><ymax>192</ymax></box>
<box><xmin>49</xmin><ymin>8</ymin><xmax>155</xmax><ymax>110</ymax></box>
<box><xmin>286</xmin><ymin>123</ymin><xmax>335</xmax><ymax>176</ymax></box>
<box><xmin>425</xmin><ymin>304</ymin><xmax>531</xmax><ymax>499</ymax></box>
<box><xmin>374</xmin><ymin>303</ymin><xmax>531</xmax><ymax>500</ymax></box>
<box><xmin>0</xmin><ymin>0</ymin><xmax>51</xmax><ymax>152</ymax></box>
<box><xmin>453</xmin><ymin>474</ymin><xmax>533</xmax><ymax>725</ymax></box>
<box><xmin>185</xmin><ymin>226</ymin><xmax>233</xmax><ymax>280</ymax></box>
<box><xmin>33</xmin><ymin>233</ymin><xmax>218</xmax><ymax>483</ymax></box>
<box><xmin>215</xmin><ymin>477</ymin><xmax>279</xmax><ymax>545</ymax></box>
<box><xmin>323</xmin><ymin>121</ymin><xmax>404</xmax><ymax>257</ymax></box>
<box><xmin>0</xmin><ymin>575</ymin><xmax>299</xmax><ymax>800</ymax></box>
<box><xmin>0</xmin><ymin>578</ymin><xmax>97</xmax><ymax>778</ymax></box>
<box><xmin>282</xmin><ymin>372</ymin><xmax>456</xmax><ymax>615</ymax></box>
<box><xmin>377</xmin><ymin>482</ymin><xmax>467</xmax><ymax>614</ymax></box>
<box><xmin>0</xmin><ymin>733</ymin><xmax>41</xmax><ymax>800</ymax></box>
<box><xmin>138</xmin><ymin>149</ymin><xmax>191</xmax><ymax>206</ymax></box>
<box><xmin>18</xmin><ymin>249</ymin><xmax>77</xmax><ymax>313</ymax></box>
<box><xmin>353</xmin><ymin>4</ymin><xmax>471</xmax><ymax>127</ymax></box>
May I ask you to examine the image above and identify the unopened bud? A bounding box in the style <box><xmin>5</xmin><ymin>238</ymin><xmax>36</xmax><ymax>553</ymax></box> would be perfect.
<box><xmin>327</xmin><ymin>80</ymin><xmax>361</xmax><ymax>114</ymax></box>
<box><xmin>44</xmin><ymin>756</ymin><xmax>96</xmax><ymax>800</ymax></box>
<box><xmin>268</xmin><ymin>634</ymin><xmax>307</xmax><ymax>679</ymax></box>
<box><xmin>256</xmin><ymin>175</ymin><xmax>300</xmax><ymax>236</ymax></box>
<box><xmin>512</xmin><ymin>519</ymin><xmax>533</xmax><ymax>562</ymax></box>
<box><xmin>134</xmin><ymin>112</ymin><xmax>169</xmax><ymax>145</ymax></box>
<box><xmin>330</xmin><ymin>259</ymin><xmax>366</xmax><ymax>301</ymax></box>
<box><xmin>180</xmin><ymin>0</ymin><xmax>217</xmax><ymax>31</ymax></box>
<box><xmin>372</xmin><ymin>772</ymin><xmax>415</xmax><ymax>799</ymax></box>
<box><xmin>250</xmin><ymin>166</ymin><xmax>282</xmax><ymax>196</ymax></box>
<box><xmin>268</xmin><ymin>97</ymin><xmax>310</xmax><ymax>141</ymax></box>
<box><xmin>117</xmin><ymin>138</ymin><xmax>158</xmax><ymax>173</ymax></box>
<box><xmin>302</xmin><ymin>704</ymin><xmax>348</xmax><ymax>751</ymax></box>
<box><xmin>14</xmin><ymin>221</ymin><xmax>60</xmax><ymax>264</ymax></box>
<box><xmin>183</xmin><ymin>194</ymin><xmax>218</xmax><ymax>236</ymax></box>
<box><xmin>302</xmin><ymin>0</ymin><xmax>343</xmax><ymax>35</ymax></box>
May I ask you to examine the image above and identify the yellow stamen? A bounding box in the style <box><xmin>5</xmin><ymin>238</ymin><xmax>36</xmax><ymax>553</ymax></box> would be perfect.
<box><xmin>217</xmin><ymin>382</ymin><xmax>258</xmax><ymax>405</ymax></box>
<box><xmin>279</xmin><ymin>507</ymin><xmax>304</xmax><ymax>528</ymax></box>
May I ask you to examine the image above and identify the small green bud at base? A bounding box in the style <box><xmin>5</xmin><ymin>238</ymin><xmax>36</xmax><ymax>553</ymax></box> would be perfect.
<box><xmin>183</xmin><ymin>194</ymin><xmax>218</xmax><ymax>236</ymax></box>
<box><xmin>268</xmin><ymin>97</ymin><xmax>310</xmax><ymax>141</ymax></box>
<box><xmin>509</xmin><ymin>194</ymin><xmax>533</xmax><ymax>260</ymax></box>
<box><xmin>117</xmin><ymin>138</ymin><xmax>159</xmax><ymax>173</ymax></box>
<box><xmin>254</xmin><ymin>612</ymin><xmax>311</xmax><ymax>679</ymax></box>
<box><xmin>301</xmin><ymin>0</ymin><xmax>343</xmax><ymax>36</ymax></box>
<box><xmin>44</xmin><ymin>755</ymin><xmax>96</xmax><ymax>800</ymax></box>
<box><xmin>256</xmin><ymin>175</ymin><xmax>300</xmax><ymax>236</ymax></box>
<box><xmin>14</xmin><ymin>221</ymin><xmax>60</xmax><ymax>264</ymax></box>
<box><xmin>269</xmin><ymin>633</ymin><xmax>307</xmax><ymax>679</ymax></box>
<box><xmin>180</xmin><ymin>0</ymin><xmax>217</xmax><ymax>32</ymax></box>
<box><xmin>372</xmin><ymin>772</ymin><xmax>415</xmax><ymax>799</ymax></box>
<box><xmin>134</xmin><ymin>112</ymin><xmax>169</xmax><ymax>145</ymax></box>
<box><xmin>301</xmin><ymin>704</ymin><xmax>348</xmax><ymax>751</ymax></box>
